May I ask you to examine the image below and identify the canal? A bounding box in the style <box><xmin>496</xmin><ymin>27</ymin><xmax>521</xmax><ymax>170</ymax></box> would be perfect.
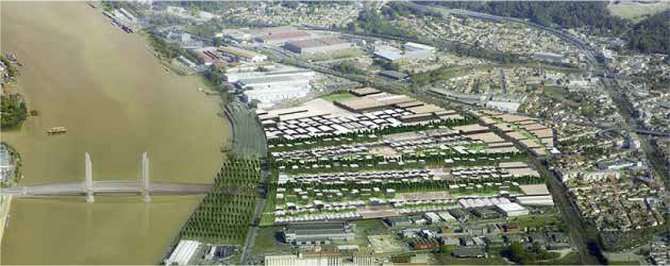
<box><xmin>1</xmin><ymin>2</ymin><xmax>229</xmax><ymax>264</ymax></box>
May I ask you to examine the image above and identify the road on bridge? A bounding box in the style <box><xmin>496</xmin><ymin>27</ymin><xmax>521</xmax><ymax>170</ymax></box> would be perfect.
<box><xmin>2</xmin><ymin>181</ymin><xmax>212</xmax><ymax>197</ymax></box>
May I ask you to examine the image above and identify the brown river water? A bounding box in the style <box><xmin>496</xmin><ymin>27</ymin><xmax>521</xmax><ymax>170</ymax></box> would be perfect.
<box><xmin>1</xmin><ymin>2</ymin><xmax>229</xmax><ymax>264</ymax></box>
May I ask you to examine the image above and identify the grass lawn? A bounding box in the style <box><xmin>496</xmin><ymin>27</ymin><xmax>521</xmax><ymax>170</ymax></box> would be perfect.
<box><xmin>539</xmin><ymin>251</ymin><xmax>582</xmax><ymax>265</ymax></box>
<box><xmin>321</xmin><ymin>91</ymin><xmax>356</xmax><ymax>102</ymax></box>
<box><xmin>302</xmin><ymin>48</ymin><xmax>364</xmax><ymax>62</ymax></box>
<box><xmin>508</xmin><ymin>214</ymin><xmax>564</xmax><ymax>230</ymax></box>
<box><xmin>251</xmin><ymin>226</ymin><xmax>291</xmax><ymax>256</ymax></box>
<box><xmin>259</xmin><ymin>186</ymin><xmax>277</xmax><ymax>226</ymax></box>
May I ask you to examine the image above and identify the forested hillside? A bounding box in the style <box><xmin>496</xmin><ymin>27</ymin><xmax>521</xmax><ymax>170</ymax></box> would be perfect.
<box><xmin>627</xmin><ymin>10</ymin><xmax>670</xmax><ymax>54</ymax></box>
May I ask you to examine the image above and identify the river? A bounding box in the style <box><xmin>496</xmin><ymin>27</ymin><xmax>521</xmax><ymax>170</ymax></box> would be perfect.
<box><xmin>1</xmin><ymin>2</ymin><xmax>229</xmax><ymax>264</ymax></box>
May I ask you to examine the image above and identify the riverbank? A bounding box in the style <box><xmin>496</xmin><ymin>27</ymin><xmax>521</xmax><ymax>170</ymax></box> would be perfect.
<box><xmin>0</xmin><ymin>55</ymin><xmax>28</xmax><ymax>131</ymax></box>
<box><xmin>0</xmin><ymin>195</ymin><xmax>12</xmax><ymax>252</ymax></box>
<box><xmin>0</xmin><ymin>142</ymin><xmax>21</xmax><ymax>249</ymax></box>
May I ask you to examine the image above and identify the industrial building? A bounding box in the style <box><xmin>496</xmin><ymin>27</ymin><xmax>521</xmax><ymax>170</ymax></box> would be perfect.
<box><xmin>218</xmin><ymin>46</ymin><xmax>267</xmax><ymax>63</ymax></box>
<box><xmin>259</xmin><ymin>91</ymin><xmax>466</xmax><ymax>142</ymax></box>
<box><xmin>265</xmin><ymin>254</ymin><xmax>374</xmax><ymax>266</ymax></box>
<box><xmin>404</xmin><ymin>42</ymin><xmax>436</xmax><ymax>61</ymax></box>
<box><xmin>350</xmin><ymin>87</ymin><xmax>382</xmax><ymax>97</ymax></box>
<box><xmin>532</xmin><ymin>52</ymin><xmax>567</xmax><ymax>64</ymax></box>
<box><xmin>284</xmin><ymin>37</ymin><xmax>351</xmax><ymax>54</ymax></box>
<box><xmin>378</xmin><ymin>70</ymin><xmax>409</xmax><ymax>81</ymax></box>
<box><xmin>227</xmin><ymin>65</ymin><xmax>315</xmax><ymax>108</ymax></box>
<box><xmin>192</xmin><ymin>47</ymin><xmax>226</xmax><ymax>66</ymax></box>
<box><xmin>254</xmin><ymin>27</ymin><xmax>311</xmax><ymax>44</ymax></box>
<box><xmin>164</xmin><ymin>240</ymin><xmax>200</xmax><ymax>265</ymax></box>
<box><xmin>374</xmin><ymin>49</ymin><xmax>403</xmax><ymax>62</ymax></box>
<box><xmin>334</xmin><ymin>94</ymin><xmax>416</xmax><ymax>113</ymax></box>
<box><xmin>495</xmin><ymin>202</ymin><xmax>529</xmax><ymax>217</ymax></box>
<box><xmin>283</xmin><ymin>221</ymin><xmax>355</xmax><ymax>245</ymax></box>
<box><xmin>217</xmin><ymin>28</ymin><xmax>252</xmax><ymax>42</ymax></box>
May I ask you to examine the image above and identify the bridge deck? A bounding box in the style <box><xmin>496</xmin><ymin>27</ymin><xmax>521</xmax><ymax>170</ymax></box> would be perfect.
<box><xmin>2</xmin><ymin>181</ymin><xmax>212</xmax><ymax>197</ymax></box>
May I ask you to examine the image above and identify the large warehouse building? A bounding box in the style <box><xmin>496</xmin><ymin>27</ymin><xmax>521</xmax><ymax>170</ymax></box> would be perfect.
<box><xmin>227</xmin><ymin>65</ymin><xmax>315</xmax><ymax>108</ymax></box>
<box><xmin>218</xmin><ymin>46</ymin><xmax>267</xmax><ymax>63</ymax></box>
<box><xmin>254</xmin><ymin>27</ymin><xmax>311</xmax><ymax>44</ymax></box>
<box><xmin>404</xmin><ymin>42</ymin><xmax>436</xmax><ymax>61</ymax></box>
<box><xmin>284</xmin><ymin>37</ymin><xmax>351</xmax><ymax>54</ymax></box>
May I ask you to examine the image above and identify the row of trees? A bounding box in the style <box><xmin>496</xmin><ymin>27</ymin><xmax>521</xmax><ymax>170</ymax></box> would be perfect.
<box><xmin>333</xmin><ymin>61</ymin><xmax>366</xmax><ymax>75</ymax></box>
<box><xmin>271</xmin><ymin>147</ymin><xmax>527</xmax><ymax>174</ymax></box>
<box><xmin>144</xmin><ymin>31</ymin><xmax>185</xmax><ymax>61</ymax></box>
<box><xmin>180</xmin><ymin>159</ymin><xmax>262</xmax><ymax>245</ymax></box>
<box><xmin>280</xmin><ymin>173</ymin><xmax>540</xmax><ymax>196</ymax></box>
<box><xmin>502</xmin><ymin>242</ymin><xmax>561</xmax><ymax>264</ymax></box>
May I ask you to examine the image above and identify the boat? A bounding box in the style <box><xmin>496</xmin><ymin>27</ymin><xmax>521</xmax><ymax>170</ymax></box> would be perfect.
<box><xmin>46</xmin><ymin>127</ymin><xmax>67</xmax><ymax>135</ymax></box>
<box><xmin>120</xmin><ymin>25</ymin><xmax>133</xmax><ymax>33</ymax></box>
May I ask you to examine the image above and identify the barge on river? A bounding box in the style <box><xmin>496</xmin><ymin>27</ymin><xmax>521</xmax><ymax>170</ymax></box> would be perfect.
<box><xmin>46</xmin><ymin>127</ymin><xmax>67</xmax><ymax>135</ymax></box>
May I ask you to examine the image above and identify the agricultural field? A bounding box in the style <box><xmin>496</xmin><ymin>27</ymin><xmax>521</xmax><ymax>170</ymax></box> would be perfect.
<box><xmin>179</xmin><ymin>159</ymin><xmax>262</xmax><ymax>245</ymax></box>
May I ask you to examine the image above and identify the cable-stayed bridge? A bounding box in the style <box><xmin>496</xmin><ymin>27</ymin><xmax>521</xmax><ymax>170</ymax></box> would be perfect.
<box><xmin>1</xmin><ymin>153</ymin><xmax>212</xmax><ymax>202</ymax></box>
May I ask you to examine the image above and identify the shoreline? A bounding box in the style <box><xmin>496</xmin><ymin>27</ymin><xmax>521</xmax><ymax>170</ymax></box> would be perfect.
<box><xmin>0</xmin><ymin>142</ymin><xmax>21</xmax><ymax>255</ymax></box>
<box><xmin>0</xmin><ymin>195</ymin><xmax>13</xmax><ymax>255</ymax></box>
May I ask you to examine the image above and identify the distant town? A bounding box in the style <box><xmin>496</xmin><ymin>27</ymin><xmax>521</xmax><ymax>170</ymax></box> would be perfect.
<box><xmin>2</xmin><ymin>1</ymin><xmax>668</xmax><ymax>265</ymax></box>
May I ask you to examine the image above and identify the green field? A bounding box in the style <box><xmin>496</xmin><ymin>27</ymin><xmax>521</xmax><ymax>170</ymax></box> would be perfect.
<box><xmin>508</xmin><ymin>213</ymin><xmax>566</xmax><ymax>231</ymax></box>
<box><xmin>301</xmin><ymin>48</ymin><xmax>364</xmax><ymax>62</ymax></box>
<box><xmin>250</xmin><ymin>226</ymin><xmax>292</xmax><ymax>256</ymax></box>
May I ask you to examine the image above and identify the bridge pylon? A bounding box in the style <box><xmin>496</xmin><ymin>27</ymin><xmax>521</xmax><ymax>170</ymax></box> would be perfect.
<box><xmin>141</xmin><ymin>152</ymin><xmax>150</xmax><ymax>202</ymax></box>
<box><xmin>84</xmin><ymin>152</ymin><xmax>94</xmax><ymax>203</ymax></box>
